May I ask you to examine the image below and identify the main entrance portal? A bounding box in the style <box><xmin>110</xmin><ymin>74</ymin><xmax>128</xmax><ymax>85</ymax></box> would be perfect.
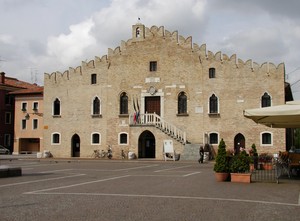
<box><xmin>138</xmin><ymin>130</ymin><xmax>155</xmax><ymax>158</ymax></box>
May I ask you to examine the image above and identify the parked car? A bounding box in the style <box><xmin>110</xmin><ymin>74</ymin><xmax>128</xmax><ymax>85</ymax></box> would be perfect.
<box><xmin>0</xmin><ymin>145</ymin><xmax>10</xmax><ymax>154</ymax></box>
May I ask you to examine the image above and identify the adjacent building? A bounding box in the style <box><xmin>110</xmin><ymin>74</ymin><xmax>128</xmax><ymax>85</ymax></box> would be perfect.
<box><xmin>0</xmin><ymin>72</ymin><xmax>42</xmax><ymax>153</ymax></box>
<box><xmin>43</xmin><ymin>23</ymin><xmax>291</xmax><ymax>159</ymax></box>
<box><xmin>10</xmin><ymin>86</ymin><xmax>43</xmax><ymax>154</ymax></box>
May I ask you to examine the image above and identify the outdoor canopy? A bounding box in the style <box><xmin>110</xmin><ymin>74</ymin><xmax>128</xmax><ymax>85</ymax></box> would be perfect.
<box><xmin>243</xmin><ymin>101</ymin><xmax>300</xmax><ymax>128</ymax></box>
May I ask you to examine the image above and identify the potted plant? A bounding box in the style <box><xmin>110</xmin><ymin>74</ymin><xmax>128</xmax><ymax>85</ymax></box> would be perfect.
<box><xmin>258</xmin><ymin>153</ymin><xmax>273</xmax><ymax>170</ymax></box>
<box><xmin>230</xmin><ymin>148</ymin><xmax>252</xmax><ymax>183</ymax></box>
<box><xmin>213</xmin><ymin>139</ymin><xmax>230</xmax><ymax>181</ymax></box>
<box><xmin>249</xmin><ymin>143</ymin><xmax>258</xmax><ymax>171</ymax></box>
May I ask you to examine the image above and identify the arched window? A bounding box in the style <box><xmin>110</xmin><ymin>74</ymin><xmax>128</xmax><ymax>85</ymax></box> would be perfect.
<box><xmin>178</xmin><ymin>92</ymin><xmax>187</xmax><ymax>114</ymax></box>
<box><xmin>93</xmin><ymin>97</ymin><xmax>100</xmax><ymax>115</ymax></box>
<box><xmin>91</xmin><ymin>133</ymin><xmax>101</xmax><ymax>144</ymax></box>
<box><xmin>209</xmin><ymin>94</ymin><xmax>218</xmax><ymax>114</ymax></box>
<box><xmin>120</xmin><ymin>92</ymin><xmax>128</xmax><ymax>115</ymax></box>
<box><xmin>209</xmin><ymin>68</ymin><xmax>216</xmax><ymax>78</ymax></box>
<box><xmin>261</xmin><ymin>92</ymin><xmax>271</xmax><ymax>107</ymax></box>
<box><xmin>136</xmin><ymin>27</ymin><xmax>140</xmax><ymax>37</ymax></box>
<box><xmin>53</xmin><ymin>98</ymin><xmax>60</xmax><ymax>116</ymax></box>
<box><xmin>119</xmin><ymin>132</ymin><xmax>128</xmax><ymax>145</ymax></box>
<box><xmin>52</xmin><ymin>133</ymin><xmax>60</xmax><ymax>145</ymax></box>
<box><xmin>209</xmin><ymin>132</ymin><xmax>219</xmax><ymax>144</ymax></box>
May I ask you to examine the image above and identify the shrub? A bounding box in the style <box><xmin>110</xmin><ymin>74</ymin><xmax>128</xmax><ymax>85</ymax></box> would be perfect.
<box><xmin>230</xmin><ymin>149</ymin><xmax>251</xmax><ymax>173</ymax></box>
<box><xmin>213</xmin><ymin>139</ymin><xmax>230</xmax><ymax>173</ymax></box>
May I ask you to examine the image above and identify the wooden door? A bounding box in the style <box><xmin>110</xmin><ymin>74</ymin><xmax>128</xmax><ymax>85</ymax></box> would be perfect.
<box><xmin>145</xmin><ymin>96</ymin><xmax>160</xmax><ymax>115</ymax></box>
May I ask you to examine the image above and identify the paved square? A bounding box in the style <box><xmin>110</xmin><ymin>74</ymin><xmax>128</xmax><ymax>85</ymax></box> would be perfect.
<box><xmin>0</xmin><ymin>159</ymin><xmax>299</xmax><ymax>221</ymax></box>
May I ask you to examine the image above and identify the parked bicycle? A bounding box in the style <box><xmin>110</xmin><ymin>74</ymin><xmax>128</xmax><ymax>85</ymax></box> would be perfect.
<box><xmin>121</xmin><ymin>149</ymin><xmax>126</xmax><ymax>159</ymax></box>
<box><xmin>107</xmin><ymin>145</ymin><xmax>112</xmax><ymax>159</ymax></box>
<box><xmin>92</xmin><ymin>146</ymin><xmax>112</xmax><ymax>159</ymax></box>
<box><xmin>92</xmin><ymin>149</ymin><xmax>101</xmax><ymax>158</ymax></box>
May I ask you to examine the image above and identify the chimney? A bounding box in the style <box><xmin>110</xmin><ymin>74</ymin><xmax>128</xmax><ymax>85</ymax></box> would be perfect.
<box><xmin>0</xmin><ymin>72</ymin><xmax>5</xmax><ymax>84</ymax></box>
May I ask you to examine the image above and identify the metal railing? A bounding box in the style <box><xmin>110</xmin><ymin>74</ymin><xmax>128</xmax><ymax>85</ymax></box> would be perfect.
<box><xmin>129</xmin><ymin>113</ymin><xmax>186</xmax><ymax>144</ymax></box>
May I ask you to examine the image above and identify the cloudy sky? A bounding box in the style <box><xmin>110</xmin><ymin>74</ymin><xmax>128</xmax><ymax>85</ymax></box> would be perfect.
<box><xmin>1</xmin><ymin>0</ymin><xmax>300</xmax><ymax>99</ymax></box>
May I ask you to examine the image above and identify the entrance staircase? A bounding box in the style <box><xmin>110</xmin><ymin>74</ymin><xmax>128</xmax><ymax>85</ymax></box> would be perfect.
<box><xmin>129</xmin><ymin>113</ymin><xmax>187</xmax><ymax>144</ymax></box>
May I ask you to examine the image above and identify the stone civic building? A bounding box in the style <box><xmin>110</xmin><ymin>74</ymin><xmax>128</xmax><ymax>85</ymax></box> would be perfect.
<box><xmin>43</xmin><ymin>23</ymin><xmax>291</xmax><ymax>159</ymax></box>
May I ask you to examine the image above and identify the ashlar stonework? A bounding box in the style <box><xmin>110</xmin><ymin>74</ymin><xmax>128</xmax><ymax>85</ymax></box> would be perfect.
<box><xmin>43</xmin><ymin>23</ymin><xmax>286</xmax><ymax>159</ymax></box>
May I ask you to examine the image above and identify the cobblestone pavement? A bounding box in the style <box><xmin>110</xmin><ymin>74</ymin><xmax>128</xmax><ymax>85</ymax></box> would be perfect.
<box><xmin>0</xmin><ymin>158</ymin><xmax>299</xmax><ymax>221</ymax></box>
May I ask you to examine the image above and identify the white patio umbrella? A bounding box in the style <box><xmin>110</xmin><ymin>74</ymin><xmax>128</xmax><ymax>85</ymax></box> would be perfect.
<box><xmin>243</xmin><ymin>101</ymin><xmax>300</xmax><ymax>128</ymax></box>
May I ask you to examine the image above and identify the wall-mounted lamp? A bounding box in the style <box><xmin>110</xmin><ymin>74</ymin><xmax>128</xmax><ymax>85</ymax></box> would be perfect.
<box><xmin>25</xmin><ymin>113</ymin><xmax>30</xmax><ymax>120</ymax></box>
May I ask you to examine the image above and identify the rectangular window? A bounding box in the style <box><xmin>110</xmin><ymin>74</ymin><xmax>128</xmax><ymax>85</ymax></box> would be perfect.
<box><xmin>209</xmin><ymin>133</ymin><xmax>218</xmax><ymax>144</ymax></box>
<box><xmin>33</xmin><ymin>119</ymin><xmax>38</xmax><ymax>129</ymax></box>
<box><xmin>150</xmin><ymin>61</ymin><xmax>157</xmax><ymax>72</ymax></box>
<box><xmin>22</xmin><ymin>102</ymin><xmax>27</xmax><ymax>111</ymax></box>
<box><xmin>5</xmin><ymin>95</ymin><xmax>12</xmax><ymax>105</ymax></box>
<box><xmin>120</xmin><ymin>133</ymin><xmax>128</xmax><ymax>144</ymax></box>
<box><xmin>52</xmin><ymin>133</ymin><xmax>60</xmax><ymax>144</ymax></box>
<box><xmin>4</xmin><ymin>134</ymin><xmax>11</xmax><ymax>147</ymax></box>
<box><xmin>22</xmin><ymin>119</ymin><xmax>26</xmax><ymax>130</ymax></box>
<box><xmin>92</xmin><ymin>134</ymin><xmax>100</xmax><ymax>144</ymax></box>
<box><xmin>33</xmin><ymin>102</ymin><xmax>39</xmax><ymax>111</ymax></box>
<box><xmin>91</xmin><ymin>74</ymin><xmax>97</xmax><ymax>84</ymax></box>
<box><xmin>209</xmin><ymin>68</ymin><xmax>216</xmax><ymax>78</ymax></box>
<box><xmin>5</xmin><ymin>112</ymin><xmax>11</xmax><ymax>124</ymax></box>
<box><xmin>262</xmin><ymin>133</ymin><xmax>272</xmax><ymax>145</ymax></box>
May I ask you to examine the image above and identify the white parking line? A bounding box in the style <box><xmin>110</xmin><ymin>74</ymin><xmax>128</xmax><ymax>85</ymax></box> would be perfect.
<box><xmin>0</xmin><ymin>174</ymin><xmax>85</xmax><ymax>188</ymax></box>
<box><xmin>24</xmin><ymin>192</ymin><xmax>300</xmax><ymax>207</ymax></box>
<box><xmin>115</xmin><ymin>164</ymin><xmax>160</xmax><ymax>171</ymax></box>
<box><xmin>20</xmin><ymin>163</ymin><xmax>57</xmax><ymax>168</ymax></box>
<box><xmin>154</xmin><ymin>165</ymin><xmax>192</xmax><ymax>172</ymax></box>
<box><xmin>23</xmin><ymin>175</ymin><xmax>130</xmax><ymax>194</ymax></box>
<box><xmin>183</xmin><ymin>171</ymin><xmax>201</xmax><ymax>177</ymax></box>
<box><xmin>38</xmin><ymin>169</ymin><xmax>74</xmax><ymax>174</ymax></box>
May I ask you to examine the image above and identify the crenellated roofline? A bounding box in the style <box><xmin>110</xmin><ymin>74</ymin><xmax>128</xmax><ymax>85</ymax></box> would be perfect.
<box><xmin>45</xmin><ymin>24</ymin><xmax>285</xmax><ymax>82</ymax></box>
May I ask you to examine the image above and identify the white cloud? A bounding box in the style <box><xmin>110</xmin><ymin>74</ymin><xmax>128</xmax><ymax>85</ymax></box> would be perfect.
<box><xmin>0</xmin><ymin>34</ymin><xmax>14</xmax><ymax>44</ymax></box>
<box><xmin>1</xmin><ymin>0</ymin><xmax>300</xmax><ymax>99</ymax></box>
<box><xmin>47</xmin><ymin>19</ymin><xmax>96</xmax><ymax>66</ymax></box>
<box><xmin>42</xmin><ymin>0</ymin><xmax>208</xmax><ymax>72</ymax></box>
<box><xmin>219</xmin><ymin>27</ymin><xmax>287</xmax><ymax>64</ymax></box>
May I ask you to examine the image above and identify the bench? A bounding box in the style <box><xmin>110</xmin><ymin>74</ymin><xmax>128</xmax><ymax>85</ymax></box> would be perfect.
<box><xmin>288</xmin><ymin>153</ymin><xmax>300</xmax><ymax>170</ymax></box>
<box><xmin>277</xmin><ymin>152</ymin><xmax>300</xmax><ymax>178</ymax></box>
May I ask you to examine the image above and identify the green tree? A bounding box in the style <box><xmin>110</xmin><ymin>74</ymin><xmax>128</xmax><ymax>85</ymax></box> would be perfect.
<box><xmin>213</xmin><ymin>139</ymin><xmax>229</xmax><ymax>173</ymax></box>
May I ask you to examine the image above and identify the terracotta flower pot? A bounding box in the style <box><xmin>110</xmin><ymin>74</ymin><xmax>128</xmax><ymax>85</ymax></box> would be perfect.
<box><xmin>262</xmin><ymin>163</ymin><xmax>273</xmax><ymax>170</ymax></box>
<box><xmin>250</xmin><ymin>164</ymin><xmax>255</xmax><ymax>172</ymax></box>
<box><xmin>215</xmin><ymin>172</ymin><xmax>229</xmax><ymax>182</ymax></box>
<box><xmin>230</xmin><ymin>173</ymin><xmax>251</xmax><ymax>183</ymax></box>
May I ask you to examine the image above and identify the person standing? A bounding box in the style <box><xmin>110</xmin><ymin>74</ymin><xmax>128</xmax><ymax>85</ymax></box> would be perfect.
<box><xmin>198</xmin><ymin>146</ymin><xmax>204</xmax><ymax>163</ymax></box>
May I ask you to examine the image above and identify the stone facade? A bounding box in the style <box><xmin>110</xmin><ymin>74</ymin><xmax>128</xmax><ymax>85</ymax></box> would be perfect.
<box><xmin>43</xmin><ymin>23</ymin><xmax>286</xmax><ymax>159</ymax></box>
